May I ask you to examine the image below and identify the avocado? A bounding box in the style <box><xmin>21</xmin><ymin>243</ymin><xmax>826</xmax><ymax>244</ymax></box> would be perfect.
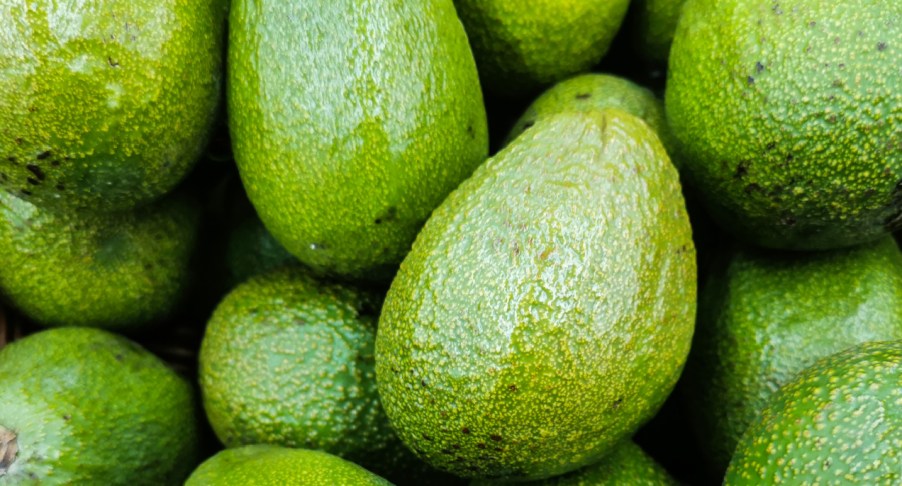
<box><xmin>0</xmin><ymin>327</ymin><xmax>199</xmax><ymax>484</ymax></box>
<box><xmin>225</xmin><ymin>213</ymin><xmax>296</xmax><ymax>286</ymax></box>
<box><xmin>228</xmin><ymin>0</ymin><xmax>488</xmax><ymax>281</ymax></box>
<box><xmin>185</xmin><ymin>445</ymin><xmax>391</xmax><ymax>486</ymax></box>
<box><xmin>454</xmin><ymin>0</ymin><xmax>631</xmax><ymax>98</ymax></box>
<box><xmin>0</xmin><ymin>0</ymin><xmax>226</xmax><ymax>212</ymax></box>
<box><xmin>0</xmin><ymin>190</ymin><xmax>199</xmax><ymax>331</ymax></box>
<box><xmin>666</xmin><ymin>0</ymin><xmax>902</xmax><ymax>250</ymax></box>
<box><xmin>724</xmin><ymin>340</ymin><xmax>902</xmax><ymax>485</ymax></box>
<box><xmin>472</xmin><ymin>441</ymin><xmax>676</xmax><ymax>485</ymax></box>
<box><xmin>628</xmin><ymin>0</ymin><xmax>686</xmax><ymax>63</ymax></box>
<box><xmin>505</xmin><ymin>73</ymin><xmax>674</xmax><ymax>160</ymax></box>
<box><xmin>375</xmin><ymin>110</ymin><xmax>696</xmax><ymax>481</ymax></box>
<box><xmin>683</xmin><ymin>236</ymin><xmax>902</xmax><ymax>472</ymax></box>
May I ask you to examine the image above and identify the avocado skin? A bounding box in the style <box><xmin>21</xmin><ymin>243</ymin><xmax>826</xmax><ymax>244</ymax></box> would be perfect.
<box><xmin>505</xmin><ymin>73</ymin><xmax>674</xmax><ymax>161</ymax></box>
<box><xmin>724</xmin><ymin>341</ymin><xmax>902</xmax><ymax>485</ymax></box>
<box><xmin>0</xmin><ymin>190</ymin><xmax>199</xmax><ymax>331</ymax></box>
<box><xmin>0</xmin><ymin>0</ymin><xmax>226</xmax><ymax>212</ymax></box>
<box><xmin>628</xmin><ymin>0</ymin><xmax>686</xmax><ymax>63</ymax></box>
<box><xmin>228</xmin><ymin>0</ymin><xmax>488</xmax><ymax>281</ymax></box>
<box><xmin>185</xmin><ymin>445</ymin><xmax>392</xmax><ymax>486</ymax></box>
<box><xmin>666</xmin><ymin>0</ymin><xmax>902</xmax><ymax>250</ymax></box>
<box><xmin>453</xmin><ymin>0</ymin><xmax>630</xmax><ymax>98</ymax></box>
<box><xmin>224</xmin><ymin>213</ymin><xmax>296</xmax><ymax>286</ymax></box>
<box><xmin>0</xmin><ymin>327</ymin><xmax>199</xmax><ymax>485</ymax></box>
<box><xmin>375</xmin><ymin>110</ymin><xmax>696</xmax><ymax>481</ymax></box>
<box><xmin>683</xmin><ymin>236</ymin><xmax>902</xmax><ymax>471</ymax></box>
<box><xmin>472</xmin><ymin>441</ymin><xmax>676</xmax><ymax>485</ymax></box>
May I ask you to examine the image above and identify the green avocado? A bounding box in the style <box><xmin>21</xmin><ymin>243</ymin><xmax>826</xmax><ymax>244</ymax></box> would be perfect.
<box><xmin>628</xmin><ymin>0</ymin><xmax>686</xmax><ymax>63</ymax></box>
<box><xmin>224</xmin><ymin>213</ymin><xmax>296</xmax><ymax>286</ymax></box>
<box><xmin>0</xmin><ymin>0</ymin><xmax>226</xmax><ymax>212</ymax></box>
<box><xmin>472</xmin><ymin>441</ymin><xmax>676</xmax><ymax>485</ymax></box>
<box><xmin>228</xmin><ymin>0</ymin><xmax>488</xmax><ymax>281</ymax></box>
<box><xmin>0</xmin><ymin>327</ymin><xmax>199</xmax><ymax>485</ymax></box>
<box><xmin>505</xmin><ymin>73</ymin><xmax>674</xmax><ymax>160</ymax></box>
<box><xmin>185</xmin><ymin>445</ymin><xmax>392</xmax><ymax>486</ymax></box>
<box><xmin>724</xmin><ymin>340</ymin><xmax>902</xmax><ymax>485</ymax></box>
<box><xmin>453</xmin><ymin>0</ymin><xmax>631</xmax><ymax>97</ymax></box>
<box><xmin>0</xmin><ymin>190</ymin><xmax>199</xmax><ymax>331</ymax></box>
<box><xmin>683</xmin><ymin>236</ymin><xmax>902</xmax><ymax>472</ymax></box>
<box><xmin>666</xmin><ymin>0</ymin><xmax>902</xmax><ymax>250</ymax></box>
<box><xmin>375</xmin><ymin>110</ymin><xmax>696</xmax><ymax>481</ymax></box>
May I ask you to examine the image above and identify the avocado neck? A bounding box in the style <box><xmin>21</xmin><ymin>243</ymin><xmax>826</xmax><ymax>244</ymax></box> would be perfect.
<box><xmin>0</xmin><ymin>426</ymin><xmax>17</xmax><ymax>474</ymax></box>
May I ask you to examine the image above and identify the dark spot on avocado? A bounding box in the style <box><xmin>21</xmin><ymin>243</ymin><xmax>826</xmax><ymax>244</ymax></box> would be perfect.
<box><xmin>490</xmin><ymin>434</ymin><xmax>502</xmax><ymax>442</ymax></box>
<box><xmin>756</xmin><ymin>61</ymin><xmax>765</xmax><ymax>72</ymax></box>
<box><xmin>56</xmin><ymin>183</ymin><xmax>65</xmax><ymax>191</ymax></box>
<box><xmin>508</xmin><ymin>384</ymin><xmax>518</xmax><ymax>392</ymax></box>
<box><xmin>808</xmin><ymin>21</ymin><xmax>816</xmax><ymax>27</ymax></box>
<box><xmin>832</xmin><ymin>79</ymin><xmax>844</xmax><ymax>88</ymax></box>
<box><xmin>26</xmin><ymin>164</ymin><xmax>45</xmax><ymax>180</ymax></box>
<box><xmin>51</xmin><ymin>160</ymin><xmax>60</xmax><ymax>167</ymax></box>
<box><xmin>108</xmin><ymin>57</ymin><xmax>120</xmax><ymax>67</ymax></box>
<box><xmin>735</xmin><ymin>161</ymin><xmax>750</xmax><ymax>178</ymax></box>
<box><xmin>766</xmin><ymin>141</ymin><xmax>777</xmax><ymax>151</ymax></box>
<box><xmin>6</xmin><ymin>156</ymin><xmax>14</xmax><ymax>163</ymax></box>
<box><xmin>115</xmin><ymin>353</ymin><xmax>124</xmax><ymax>362</ymax></box>
<box><xmin>522</xmin><ymin>120</ymin><xmax>535</xmax><ymax>130</ymax></box>
<box><xmin>62</xmin><ymin>414</ymin><xmax>71</xmax><ymax>421</ymax></box>
<box><xmin>613</xmin><ymin>397</ymin><xmax>624</xmax><ymax>409</ymax></box>
<box><xmin>461</xmin><ymin>427</ymin><xmax>471</xmax><ymax>434</ymax></box>
<box><xmin>20</xmin><ymin>189</ymin><xmax>31</xmax><ymax>196</ymax></box>
<box><xmin>14</xmin><ymin>138</ymin><xmax>21</xmax><ymax>145</ymax></box>
<box><xmin>374</xmin><ymin>206</ymin><xmax>397</xmax><ymax>225</ymax></box>
<box><xmin>422</xmin><ymin>433</ymin><xmax>432</xmax><ymax>441</ymax></box>
<box><xmin>747</xmin><ymin>76</ymin><xmax>755</xmax><ymax>85</ymax></box>
<box><xmin>26</xmin><ymin>178</ymin><xmax>39</xmax><ymax>186</ymax></box>
<box><xmin>452</xmin><ymin>443</ymin><xmax>461</xmax><ymax>450</ymax></box>
<box><xmin>476</xmin><ymin>443</ymin><xmax>487</xmax><ymax>449</ymax></box>
<box><xmin>575</xmin><ymin>93</ymin><xmax>591</xmax><ymax>100</ymax></box>
<box><xmin>467</xmin><ymin>124</ymin><xmax>475</xmax><ymax>137</ymax></box>
<box><xmin>421</xmin><ymin>379</ymin><xmax>427</xmax><ymax>387</ymax></box>
<box><xmin>877</xmin><ymin>42</ymin><xmax>887</xmax><ymax>51</ymax></box>
<box><xmin>785</xmin><ymin>153</ymin><xmax>795</xmax><ymax>163</ymax></box>
<box><xmin>36</xmin><ymin>151</ymin><xmax>50</xmax><ymax>160</ymax></box>
<box><xmin>824</xmin><ymin>459</ymin><xmax>832</xmax><ymax>469</ymax></box>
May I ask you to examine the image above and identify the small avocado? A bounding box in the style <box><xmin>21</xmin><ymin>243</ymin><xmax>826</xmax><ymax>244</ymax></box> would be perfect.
<box><xmin>0</xmin><ymin>190</ymin><xmax>199</xmax><ymax>331</ymax></box>
<box><xmin>683</xmin><ymin>236</ymin><xmax>902</xmax><ymax>472</ymax></box>
<box><xmin>199</xmin><ymin>268</ymin><xmax>442</xmax><ymax>483</ymax></box>
<box><xmin>454</xmin><ymin>0</ymin><xmax>631</xmax><ymax>97</ymax></box>
<box><xmin>185</xmin><ymin>445</ymin><xmax>392</xmax><ymax>486</ymax></box>
<box><xmin>724</xmin><ymin>340</ymin><xmax>902</xmax><ymax>485</ymax></box>
<box><xmin>472</xmin><ymin>441</ymin><xmax>676</xmax><ymax>485</ymax></box>
<box><xmin>505</xmin><ymin>73</ymin><xmax>674</xmax><ymax>160</ymax></box>
<box><xmin>628</xmin><ymin>0</ymin><xmax>687</xmax><ymax>63</ymax></box>
<box><xmin>375</xmin><ymin>110</ymin><xmax>696</xmax><ymax>481</ymax></box>
<box><xmin>0</xmin><ymin>327</ymin><xmax>200</xmax><ymax>484</ymax></box>
<box><xmin>666</xmin><ymin>0</ymin><xmax>902</xmax><ymax>249</ymax></box>
<box><xmin>224</xmin><ymin>213</ymin><xmax>296</xmax><ymax>286</ymax></box>
<box><xmin>0</xmin><ymin>0</ymin><xmax>226</xmax><ymax>212</ymax></box>
<box><xmin>228</xmin><ymin>0</ymin><xmax>488</xmax><ymax>281</ymax></box>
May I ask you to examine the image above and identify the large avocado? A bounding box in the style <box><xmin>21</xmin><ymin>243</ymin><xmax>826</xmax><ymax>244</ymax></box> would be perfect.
<box><xmin>683</xmin><ymin>236</ymin><xmax>902</xmax><ymax>471</ymax></box>
<box><xmin>0</xmin><ymin>0</ymin><xmax>226</xmax><ymax>212</ymax></box>
<box><xmin>666</xmin><ymin>0</ymin><xmax>902</xmax><ymax>249</ymax></box>
<box><xmin>375</xmin><ymin>110</ymin><xmax>696</xmax><ymax>481</ymax></box>
<box><xmin>228</xmin><ymin>0</ymin><xmax>488</xmax><ymax>281</ymax></box>
<box><xmin>0</xmin><ymin>327</ymin><xmax>199</xmax><ymax>484</ymax></box>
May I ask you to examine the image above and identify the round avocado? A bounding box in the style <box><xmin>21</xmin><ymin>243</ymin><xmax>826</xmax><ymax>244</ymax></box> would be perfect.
<box><xmin>666</xmin><ymin>0</ymin><xmax>902</xmax><ymax>249</ymax></box>
<box><xmin>376</xmin><ymin>110</ymin><xmax>696</xmax><ymax>481</ymax></box>
<box><xmin>683</xmin><ymin>236</ymin><xmax>902</xmax><ymax>472</ymax></box>
<box><xmin>453</xmin><ymin>0</ymin><xmax>631</xmax><ymax>98</ymax></box>
<box><xmin>628</xmin><ymin>0</ymin><xmax>687</xmax><ymax>63</ymax></box>
<box><xmin>0</xmin><ymin>190</ymin><xmax>199</xmax><ymax>331</ymax></box>
<box><xmin>185</xmin><ymin>445</ymin><xmax>392</xmax><ymax>486</ymax></box>
<box><xmin>0</xmin><ymin>0</ymin><xmax>226</xmax><ymax>212</ymax></box>
<box><xmin>724</xmin><ymin>340</ymin><xmax>902</xmax><ymax>485</ymax></box>
<box><xmin>228</xmin><ymin>0</ymin><xmax>488</xmax><ymax>281</ymax></box>
<box><xmin>225</xmin><ymin>213</ymin><xmax>297</xmax><ymax>286</ymax></box>
<box><xmin>0</xmin><ymin>327</ymin><xmax>200</xmax><ymax>485</ymax></box>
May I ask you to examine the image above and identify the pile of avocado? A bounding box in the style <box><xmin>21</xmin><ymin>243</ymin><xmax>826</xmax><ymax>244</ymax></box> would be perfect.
<box><xmin>0</xmin><ymin>0</ymin><xmax>899</xmax><ymax>484</ymax></box>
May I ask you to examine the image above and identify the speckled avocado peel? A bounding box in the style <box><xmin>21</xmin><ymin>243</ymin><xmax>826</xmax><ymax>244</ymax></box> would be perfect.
<box><xmin>376</xmin><ymin>110</ymin><xmax>696</xmax><ymax>481</ymax></box>
<box><xmin>0</xmin><ymin>0</ymin><xmax>226</xmax><ymax>212</ymax></box>
<box><xmin>666</xmin><ymin>0</ymin><xmax>902</xmax><ymax>249</ymax></box>
<box><xmin>724</xmin><ymin>340</ymin><xmax>902</xmax><ymax>485</ymax></box>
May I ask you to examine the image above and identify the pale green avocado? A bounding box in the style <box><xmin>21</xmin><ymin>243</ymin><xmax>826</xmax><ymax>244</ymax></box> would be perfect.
<box><xmin>628</xmin><ymin>0</ymin><xmax>687</xmax><ymax>63</ymax></box>
<box><xmin>472</xmin><ymin>441</ymin><xmax>676</xmax><ymax>485</ymax></box>
<box><xmin>0</xmin><ymin>0</ymin><xmax>226</xmax><ymax>212</ymax></box>
<box><xmin>453</xmin><ymin>0</ymin><xmax>631</xmax><ymax>97</ymax></box>
<box><xmin>725</xmin><ymin>341</ymin><xmax>902</xmax><ymax>485</ymax></box>
<box><xmin>666</xmin><ymin>0</ymin><xmax>902</xmax><ymax>250</ymax></box>
<box><xmin>376</xmin><ymin>110</ymin><xmax>696</xmax><ymax>481</ymax></box>
<box><xmin>505</xmin><ymin>73</ymin><xmax>674</xmax><ymax>161</ymax></box>
<box><xmin>228</xmin><ymin>0</ymin><xmax>488</xmax><ymax>281</ymax></box>
<box><xmin>0</xmin><ymin>190</ymin><xmax>199</xmax><ymax>331</ymax></box>
<box><xmin>185</xmin><ymin>445</ymin><xmax>392</xmax><ymax>486</ymax></box>
<box><xmin>0</xmin><ymin>327</ymin><xmax>200</xmax><ymax>485</ymax></box>
<box><xmin>683</xmin><ymin>236</ymin><xmax>902</xmax><ymax>472</ymax></box>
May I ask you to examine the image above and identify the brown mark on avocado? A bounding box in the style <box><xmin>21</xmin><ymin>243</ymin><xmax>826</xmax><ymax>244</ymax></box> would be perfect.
<box><xmin>0</xmin><ymin>427</ymin><xmax>18</xmax><ymax>473</ymax></box>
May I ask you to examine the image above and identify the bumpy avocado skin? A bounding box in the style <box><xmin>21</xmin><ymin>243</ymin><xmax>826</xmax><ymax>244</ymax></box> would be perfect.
<box><xmin>0</xmin><ymin>0</ymin><xmax>226</xmax><ymax>212</ymax></box>
<box><xmin>0</xmin><ymin>327</ymin><xmax>200</xmax><ymax>485</ymax></box>
<box><xmin>376</xmin><ymin>110</ymin><xmax>696</xmax><ymax>481</ymax></box>
<box><xmin>684</xmin><ymin>236</ymin><xmax>902</xmax><ymax>471</ymax></box>
<box><xmin>666</xmin><ymin>0</ymin><xmax>902</xmax><ymax>250</ymax></box>
<box><xmin>505</xmin><ymin>73</ymin><xmax>674</xmax><ymax>159</ymax></box>
<box><xmin>185</xmin><ymin>445</ymin><xmax>392</xmax><ymax>486</ymax></box>
<box><xmin>0</xmin><ymin>190</ymin><xmax>199</xmax><ymax>330</ymax></box>
<box><xmin>724</xmin><ymin>341</ymin><xmax>902</xmax><ymax>485</ymax></box>
<box><xmin>453</xmin><ymin>0</ymin><xmax>630</xmax><ymax>98</ymax></box>
<box><xmin>228</xmin><ymin>0</ymin><xmax>488</xmax><ymax>281</ymax></box>
<box><xmin>629</xmin><ymin>0</ymin><xmax>686</xmax><ymax>63</ymax></box>
<box><xmin>473</xmin><ymin>441</ymin><xmax>676</xmax><ymax>485</ymax></box>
